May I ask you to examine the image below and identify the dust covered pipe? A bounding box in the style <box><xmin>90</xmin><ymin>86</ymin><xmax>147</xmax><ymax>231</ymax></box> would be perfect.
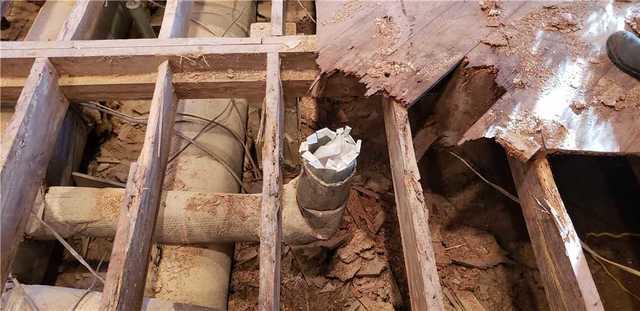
<box><xmin>26</xmin><ymin>127</ymin><xmax>361</xmax><ymax>245</ymax></box>
<box><xmin>0</xmin><ymin>285</ymin><xmax>217</xmax><ymax>310</ymax></box>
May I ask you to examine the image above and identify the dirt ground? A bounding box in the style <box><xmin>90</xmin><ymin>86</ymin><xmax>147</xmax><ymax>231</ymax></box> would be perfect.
<box><xmin>0</xmin><ymin>1</ymin><xmax>40</xmax><ymax>41</ymax></box>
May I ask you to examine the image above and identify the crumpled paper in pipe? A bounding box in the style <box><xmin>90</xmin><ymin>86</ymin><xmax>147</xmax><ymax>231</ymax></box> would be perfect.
<box><xmin>299</xmin><ymin>126</ymin><xmax>361</xmax><ymax>173</ymax></box>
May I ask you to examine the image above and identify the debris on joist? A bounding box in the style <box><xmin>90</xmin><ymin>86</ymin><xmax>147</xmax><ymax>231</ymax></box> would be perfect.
<box><xmin>315</xmin><ymin>1</ymin><xmax>540</xmax><ymax>106</ymax></box>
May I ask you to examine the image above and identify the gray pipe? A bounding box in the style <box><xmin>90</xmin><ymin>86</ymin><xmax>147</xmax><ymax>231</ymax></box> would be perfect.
<box><xmin>125</xmin><ymin>0</ymin><xmax>156</xmax><ymax>38</ymax></box>
<box><xmin>296</xmin><ymin>161</ymin><xmax>355</xmax><ymax>238</ymax></box>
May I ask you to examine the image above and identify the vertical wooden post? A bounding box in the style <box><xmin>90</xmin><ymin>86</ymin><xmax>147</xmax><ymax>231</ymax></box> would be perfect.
<box><xmin>382</xmin><ymin>98</ymin><xmax>444</xmax><ymax>310</ymax></box>
<box><xmin>100</xmin><ymin>2</ymin><xmax>187</xmax><ymax>310</ymax></box>
<box><xmin>508</xmin><ymin>153</ymin><xmax>603</xmax><ymax>311</ymax></box>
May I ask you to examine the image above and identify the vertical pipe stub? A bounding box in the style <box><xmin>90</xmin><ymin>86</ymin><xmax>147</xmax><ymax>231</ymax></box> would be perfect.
<box><xmin>296</xmin><ymin>127</ymin><xmax>361</xmax><ymax>237</ymax></box>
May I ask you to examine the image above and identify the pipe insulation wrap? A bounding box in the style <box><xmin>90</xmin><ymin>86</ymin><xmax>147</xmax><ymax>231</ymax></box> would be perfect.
<box><xmin>0</xmin><ymin>285</ymin><xmax>218</xmax><ymax>311</ymax></box>
<box><xmin>27</xmin><ymin>180</ymin><xmax>342</xmax><ymax>245</ymax></box>
<box><xmin>148</xmin><ymin>1</ymin><xmax>256</xmax><ymax>309</ymax></box>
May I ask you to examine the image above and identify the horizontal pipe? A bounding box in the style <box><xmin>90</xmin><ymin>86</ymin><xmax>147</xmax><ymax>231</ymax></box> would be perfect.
<box><xmin>0</xmin><ymin>285</ymin><xmax>218</xmax><ymax>311</ymax></box>
<box><xmin>27</xmin><ymin>177</ymin><xmax>340</xmax><ymax>245</ymax></box>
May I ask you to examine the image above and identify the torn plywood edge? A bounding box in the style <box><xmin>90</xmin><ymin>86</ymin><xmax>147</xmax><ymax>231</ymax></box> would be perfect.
<box><xmin>315</xmin><ymin>1</ymin><xmax>540</xmax><ymax>106</ymax></box>
<box><xmin>460</xmin><ymin>1</ymin><xmax>640</xmax><ymax>160</ymax></box>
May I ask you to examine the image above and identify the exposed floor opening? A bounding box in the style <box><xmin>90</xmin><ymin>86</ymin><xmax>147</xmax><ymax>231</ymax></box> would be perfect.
<box><xmin>1</xmin><ymin>1</ymin><xmax>639</xmax><ymax>310</ymax></box>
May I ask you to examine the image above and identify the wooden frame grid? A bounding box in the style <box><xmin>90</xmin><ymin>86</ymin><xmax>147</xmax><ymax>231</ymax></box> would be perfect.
<box><xmin>0</xmin><ymin>0</ymin><xmax>606</xmax><ymax>310</ymax></box>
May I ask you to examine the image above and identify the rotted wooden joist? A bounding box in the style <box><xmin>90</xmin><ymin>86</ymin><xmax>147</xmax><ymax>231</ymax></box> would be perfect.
<box><xmin>0</xmin><ymin>35</ymin><xmax>318</xmax><ymax>101</ymax></box>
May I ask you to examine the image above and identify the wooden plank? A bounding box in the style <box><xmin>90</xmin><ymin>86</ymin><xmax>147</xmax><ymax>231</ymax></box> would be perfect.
<box><xmin>24</xmin><ymin>1</ymin><xmax>76</xmax><ymax>41</ymax></box>
<box><xmin>315</xmin><ymin>1</ymin><xmax>509</xmax><ymax>105</ymax></box>
<box><xmin>258</xmin><ymin>52</ymin><xmax>284</xmax><ymax>311</ymax></box>
<box><xmin>1</xmin><ymin>68</ymin><xmax>317</xmax><ymax>101</ymax></box>
<box><xmin>0</xmin><ymin>36</ymin><xmax>317</xmax><ymax>77</ymax></box>
<box><xmin>271</xmin><ymin>0</ymin><xmax>286</xmax><ymax>36</ymax></box>
<box><xmin>158</xmin><ymin>0</ymin><xmax>192</xmax><ymax>39</ymax></box>
<box><xmin>459</xmin><ymin>2</ymin><xmax>640</xmax><ymax>157</ymax></box>
<box><xmin>508</xmin><ymin>153</ymin><xmax>603</xmax><ymax>311</ymax></box>
<box><xmin>0</xmin><ymin>58</ymin><xmax>69</xmax><ymax>292</ymax></box>
<box><xmin>100</xmin><ymin>61</ymin><xmax>177</xmax><ymax>311</ymax></box>
<box><xmin>101</xmin><ymin>3</ymin><xmax>188</xmax><ymax>307</ymax></box>
<box><xmin>382</xmin><ymin>98</ymin><xmax>444</xmax><ymax>310</ymax></box>
<box><xmin>56</xmin><ymin>0</ymin><xmax>110</xmax><ymax>40</ymax></box>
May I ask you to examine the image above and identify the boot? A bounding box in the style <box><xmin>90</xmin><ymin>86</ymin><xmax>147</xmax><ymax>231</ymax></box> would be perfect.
<box><xmin>607</xmin><ymin>31</ymin><xmax>640</xmax><ymax>80</ymax></box>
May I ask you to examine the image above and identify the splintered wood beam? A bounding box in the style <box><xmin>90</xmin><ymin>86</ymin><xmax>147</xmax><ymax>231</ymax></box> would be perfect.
<box><xmin>258</xmin><ymin>51</ymin><xmax>284</xmax><ymax>311</ymax></box>
<box><xmin>100</xmin><ymin>61</ymin><xmax>177</xmax><ymax>311</ymax></box>
<box><xmin>0</xmin><ymin>58</ymin><xmax>69</xmax><ymax>291</ymax></box>
<box><xmin>0</xmin><ymin>36</ymin><xmax>317</xmax><ymax>77</ymax></box>
<box><xmin>382</xmin><ymin>98</ymin><xmax>444</xmax><ymax>310</ymax></box>
<box><xmin>508</xmin><ymin>153</ymin><xmax>603</xmax><ymax>311</ymax></box>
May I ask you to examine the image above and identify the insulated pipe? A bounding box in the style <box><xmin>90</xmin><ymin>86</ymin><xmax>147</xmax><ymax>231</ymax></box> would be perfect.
<box><xmin>0</xmin><ymin>285</ymin><xmax>217</xmax><ymax>311</ymax></box>
<box><xmin>26</xmin><ymin>177</ymin><xmax>344</xmax><ymax>245</ymax></box>
<box><xmin>26</xmin><ymin>126</ymin><xmax>362</xmax><ymax>246</ymax></box>
<box><xmin>146</xmin><ymin>1</ymin><xmax>255</xmax><ymax>309</ymax></box>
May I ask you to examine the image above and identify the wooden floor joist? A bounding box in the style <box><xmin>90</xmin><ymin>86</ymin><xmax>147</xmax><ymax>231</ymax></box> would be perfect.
<box><xmin>0</xmin><ymin>36</ymin><xmax>317</xmax><ymax>101</ymax></box>
<box><xmin>0</xmin><ymin>58</ymin><xmax>69</xmax><ymax>292</ymax></box>
<box><xmin>101</xmin><ymin>2</ymin><xmax>187</xmax><ymax>309</ymax></box>
<box><xmin>100</xmin><ymin>60</ymin><xmax>177</xmax><ymax>311</ymax></box>
<box><xmin>258</xmin><ymin>52</ymin><xmax>284</xmax><ymax>311</ymax></box>
<box><xmin>508</xmin><ymin>153</ymin><xmax>603</xmax><ymax>311</ymax></box>
<box><xmin>56</xmin><ymin>0</ymin><xmax>110</xmax><ymax>41</ymax></box>
<box><xmin>0</xmin><ymin>0</ymin><xmax>106</xmax><ymax>291</ymax></box>
<box><xmin>382</xmin><ymin>98</ymin><xmax>444</xmax><ymax>310</ymax></box>
<box><xmin>0</xmin><ymin>36</ymin><xmax>316</xmax><ymax>77</ymax></box>
<box><xmin>258</xmin><ymin>2</ymin><xmax>286</xmax><ymax>309</ymax></box>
